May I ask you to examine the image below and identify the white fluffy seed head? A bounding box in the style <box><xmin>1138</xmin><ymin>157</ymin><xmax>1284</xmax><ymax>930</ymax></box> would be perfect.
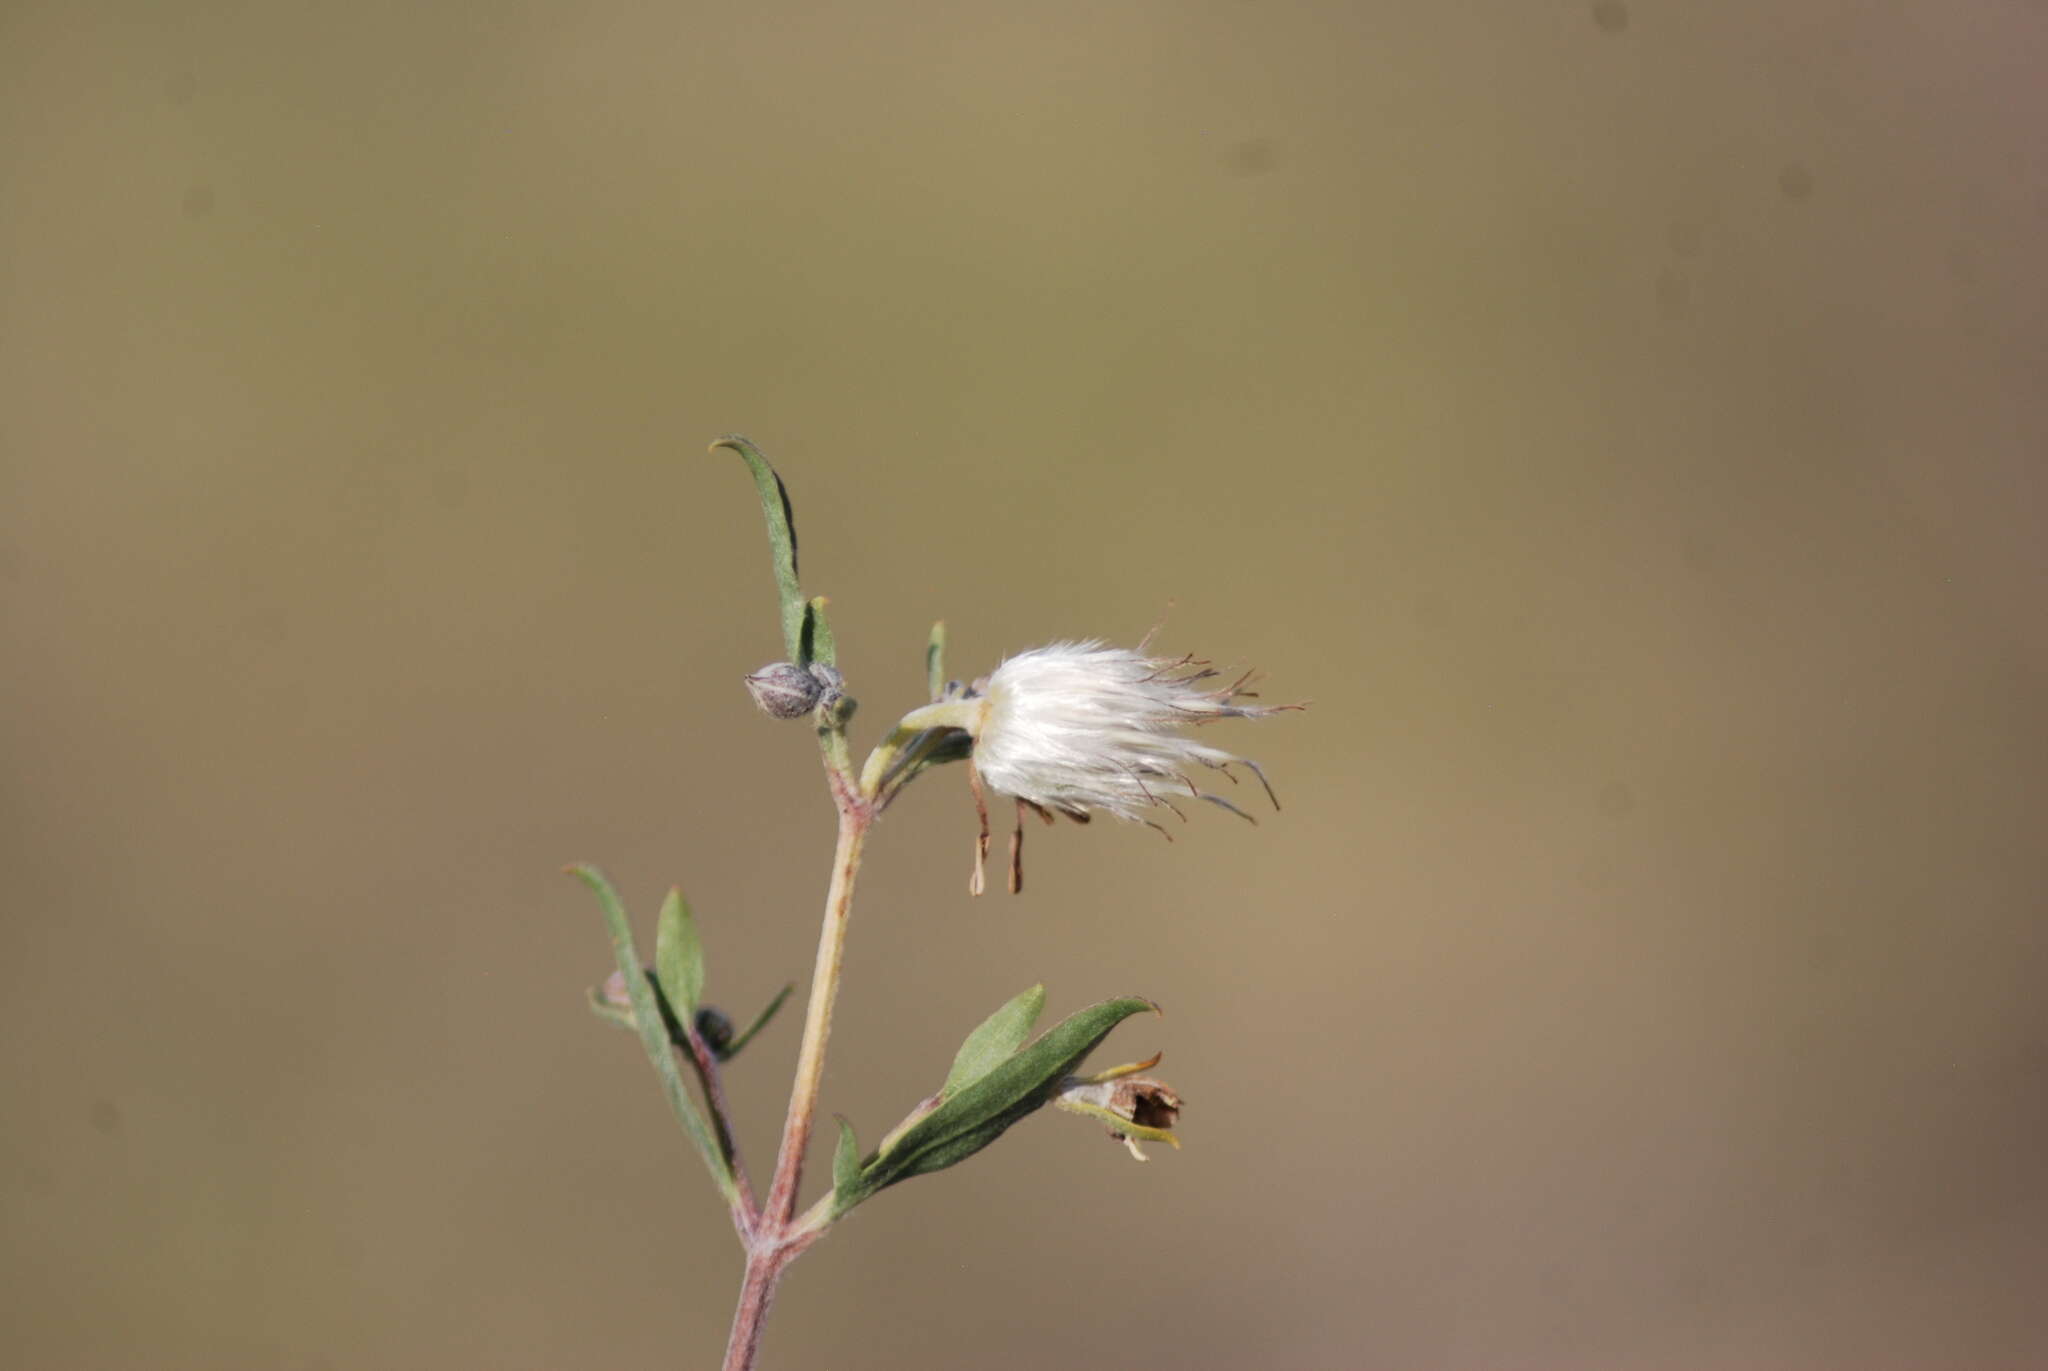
<box><xmin>967</xmin><ymin>641</ymin><xmax>1279</xmax><ymax>822</ymax></box>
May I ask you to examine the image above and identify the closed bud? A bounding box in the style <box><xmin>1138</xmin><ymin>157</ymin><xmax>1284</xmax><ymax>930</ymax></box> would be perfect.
<box><xmin>598</xmin><ymin>969</ymin><xmax>635</xmax><ymax>1010</ymax></box>
<box><xmin>585</xmin><ymin>968</ymin><xmax>639</xmax><ymax>1031</ymax></box>
<box><xmin>694</xmin><ymin>1005</ymin><xmax>735</xmax><ymax>1058</ymax></box>
<box><xmin>745</xmin><ymin>661</ymin><xmax>824</xmax><ymax>719</ymax></box>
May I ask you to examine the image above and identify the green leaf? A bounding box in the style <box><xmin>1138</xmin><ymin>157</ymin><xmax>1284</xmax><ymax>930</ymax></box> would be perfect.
<box><xmin>723</xmin><ymin>982</ymin><xmax>794</xmax><ymax>1060</ymax></box>
<box><xmin>654</xmin><ymin>887</ymin><xmax>705</xmax><ymax>1019</ymax></box>
<box><xmin>567</xmin><ymin>865</ymin><xmax>736</xmax><ymax>1204</ymax></box>
<box><xmin>832</xmin><ymin>1116</ymin><xmax>862</xmax><ymax>1202</ymax></box>
<box><xmin>834</xmin><ymin>995</ymin><xmax>1157</xmax><ymax>1215</ymax></box>
<box><xmin>941</xmin><ymin>984</ymin><xmax>1045</xmax><ymax>1098</ymax></box>
<box><xmin>710</xmin><ymin>435</ymin><xmax>807</xmax><ymax>664</ymax></box>
<box><xmin>802</xmin><ymin>596</ymin><xmax>837</xmax><ymax>670</ymax></box>
<box><xmin>925</xmin><ymin>620</ymin><xmax>947</xmax><ymax>701</ymax></box>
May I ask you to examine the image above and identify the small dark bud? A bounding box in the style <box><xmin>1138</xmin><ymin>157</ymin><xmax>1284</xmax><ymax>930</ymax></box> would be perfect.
<box><xmin>695</xmin><ymin>1005</ymin><xmax>735</xmax><ymax>1058</ymax></box>
<box><xmin>745</xmin><ymin>661</ymin><xmax>823</xmax><ymax>718</ymax></box>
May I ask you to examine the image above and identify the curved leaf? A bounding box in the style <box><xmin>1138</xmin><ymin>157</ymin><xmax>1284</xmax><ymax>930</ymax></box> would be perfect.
<box><xmin>710</xmin><ymin>435</ymin><xmax>807</xmax><ymax>663</ymax></box>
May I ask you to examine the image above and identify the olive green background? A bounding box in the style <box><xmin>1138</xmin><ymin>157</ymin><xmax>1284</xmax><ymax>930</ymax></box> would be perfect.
<box><xmin>4</xmin><ymin>2</ymin><xmax>2044</xmax><ymax>1367</ymax></box>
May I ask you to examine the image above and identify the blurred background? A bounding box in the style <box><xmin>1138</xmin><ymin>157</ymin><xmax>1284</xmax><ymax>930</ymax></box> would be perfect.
<box><xmin>4</xmin><ymin>1</ymin><xmax>2045</xmax><ymax>1367</ymax></box>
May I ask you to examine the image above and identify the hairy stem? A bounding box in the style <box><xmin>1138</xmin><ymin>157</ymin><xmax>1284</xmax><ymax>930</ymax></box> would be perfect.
<box><xmin>722</xmin><ymin>791</ymin><xmax>870</xmax><ymax>1369</ymax></box>
<box><xmin>721</xmin><ymin>1246</ymin><xmax>786</xmax><ymax>1371</ymax></box>
<box><xmin>765</xmin><ymin>804</ymin><xmax>869</xmax><ymax>1223</ymax></box>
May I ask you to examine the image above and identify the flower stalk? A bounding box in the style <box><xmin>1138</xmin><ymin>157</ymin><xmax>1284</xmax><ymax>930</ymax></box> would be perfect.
<box><xmin>720</xmin><ymin>682</ymin><xmax>872</xmax><ymax>1367</ymax></box>
<box><xmin>762</xmin><ymin>805</ymin><xmax>867</xmax><ymax>1225</ymax></box>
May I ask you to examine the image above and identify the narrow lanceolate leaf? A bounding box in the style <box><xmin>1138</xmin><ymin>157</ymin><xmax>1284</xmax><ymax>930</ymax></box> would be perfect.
<box><xmin>941</xmin><ymin>984</ymin><xmax>1046</xmax><ymax>1098</ymax></box>
<box><xmin>926</xmin><ymin>620</ymin><xmax>948</xmax><ymax>701</ymax></box>
<box><xmin>568</xmin><ymin>865</ymin><xmax>736</xmax><ymax>1204</ymax></box>
<box><xmin>833</xmin><ymin>996</ymin><xmax>1157</xmax><ymax>1215</ymax></box>
<box><xmin>832</xmin><ymin>1117</ymin><xmax>862</xmax><ymax>1203</ymax></box>
<box><xmin>802</xmin><ymin>596</ymin><xmax>837</xmax><ymax>671</ymax></box>
<box><xmin>709</xmin><ymin>435</ymin><xmax>807</xmax><ymax>664</ymax></box>
<box><xmin>723</xmin><ymin>982</ymin><xmax>795</xmax><ymax>1060</ymax></box>
<box><xmin>654</xmin><ymin>887</ymin><xmax>705</xmax><ymax>1019</ymax></box>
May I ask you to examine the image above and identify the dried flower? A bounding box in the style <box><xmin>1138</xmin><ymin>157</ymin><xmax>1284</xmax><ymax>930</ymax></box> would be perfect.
<box><xmin>1053</xmin><ymin>1053</ymin><xmax>1183</xmax><ymax>1160</ymax></box>
<box><xmin>878</xmin><ymin>641</ymin><xmax>1294</xmax><ymax>891</ymax></box>
<box><xmin>968</xmin><ymin>642</ymin><xmax>1285</xmax><ymax>822</ymax></box>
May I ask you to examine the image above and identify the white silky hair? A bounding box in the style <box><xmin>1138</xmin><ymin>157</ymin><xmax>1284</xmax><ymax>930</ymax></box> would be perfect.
<box><xmin>971</xmin><ymin>641</ymin><xmax>1270</xmax><ymax>822</ymax></box>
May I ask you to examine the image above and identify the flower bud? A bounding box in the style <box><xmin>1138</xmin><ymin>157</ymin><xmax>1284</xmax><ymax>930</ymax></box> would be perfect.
<box><xmin>585</xmin><ymin>968</ymin><xmax>640</xmax><ymax>1031</ymax></box>
<box><xmin>693</xmin><ymin>1005</ymin><xmax>735</xmax><ymax>1059</ymax></box>
<box><xmin>745</xmin><ymin>661</ymin><xmax>829</xmax><ymax>719</ymax></box>
<box><xmin>598</xmin><ymin>969</ymin><xmax>634</xmax><ymax>1010</ymax></box>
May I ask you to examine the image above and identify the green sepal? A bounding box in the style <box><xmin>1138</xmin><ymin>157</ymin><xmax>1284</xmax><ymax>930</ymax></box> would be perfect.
<box><xmin>833</xmin><ymin>995</ymin><xmax>1157</xmax><ymax>1215</ymax></box>
<box><xmin>710</xmin><ymin>435</ymin><xmax>808</xmax><ymax>664</ymax></box>
<box><xmin>567</xmin><ymin>865</ymin><xmax>736</xmax><ymax>1204</ymax></box>
<box><xmin>831</xmin><ymin>1116</ymin><xmax>862</xmax><ymax>1203</ymax></box>
<box><xmin>654</xmin><ymin>887</ymin><xmax>705</xmax><ymax>1020</ymax></box>
<box><xmin>942</xmin><ymin>984</ymin><xmax>1045</xmax><ymax>1098</ymax></box>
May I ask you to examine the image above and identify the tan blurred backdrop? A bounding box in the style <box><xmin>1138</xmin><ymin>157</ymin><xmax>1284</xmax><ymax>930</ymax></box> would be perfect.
<box><xmin>4</xmin><ymin>1</ymin><xmax>2045</xmax><ymax>1367</ymax></box>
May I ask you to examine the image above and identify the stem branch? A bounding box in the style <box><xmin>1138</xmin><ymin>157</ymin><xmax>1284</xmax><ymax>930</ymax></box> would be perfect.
<box><xmin>677</xmin><ymin>1019</ymin><xmax>755</xmax><ymax>1234</ymax></box>
<box><xmin>721</xmin><ymin>777</ymin><xmax>871</xmax><ymax>1370</ymax></box>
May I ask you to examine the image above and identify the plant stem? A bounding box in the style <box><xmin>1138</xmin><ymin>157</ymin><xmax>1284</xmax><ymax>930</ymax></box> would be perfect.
<box><xmin>765</xmin><ymin>802</ymin><xmax>869</xmax><ymax>1224</ymax></box>
<box><xmin>722</xmin><ymin>1246</ymin><xmax>786</xmax><ymax>1371</ymax></box>
<box><xmin>721</xmin><ymin>792</ymin><xmax>871</xmax><ymax>1369</ymax></box>
<box><xmin>677</xmin><ymin>1019</ymin><xmax>754</xmax><ymax>1233</ymax></box>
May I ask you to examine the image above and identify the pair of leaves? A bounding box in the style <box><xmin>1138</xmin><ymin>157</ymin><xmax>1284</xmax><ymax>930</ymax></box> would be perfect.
<box><xmin>574</xmin><ymin>867</ymin><xmax>793</xmax><ymax>1206</ymax></box>
<box><xmin>587</xmin><ymin>885</ymin><xmax>791</xmax><ymax>1061</ymax></box>
<box><xmin>831</xmin><ymin>990</ymin><xmax>1158</xmax><ymax>1217</ymax></box>
<box><xmin>571</xmin><ymin>865</ymin><xmax>735</xmax><ymax>1205</ymax></box>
